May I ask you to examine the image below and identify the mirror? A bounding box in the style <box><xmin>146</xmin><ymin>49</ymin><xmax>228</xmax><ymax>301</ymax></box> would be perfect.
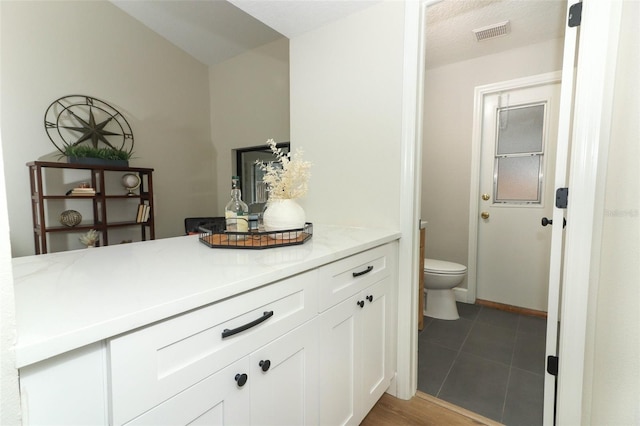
<box><xmin>236</xmin><ymin>142</ymin><xmax>290</xmax><ymax>207</ymax></box>
<box><xmin>1</xmin><ymin>1</ymin><xmax>289</xmax><ymax>256</ymax></box>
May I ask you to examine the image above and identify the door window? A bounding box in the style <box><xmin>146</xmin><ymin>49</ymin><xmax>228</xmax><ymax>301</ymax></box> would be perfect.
<box><xmin>494</xmin><ymin>103</ymin><xmax>546</xmax><ymax>203</ymax></box>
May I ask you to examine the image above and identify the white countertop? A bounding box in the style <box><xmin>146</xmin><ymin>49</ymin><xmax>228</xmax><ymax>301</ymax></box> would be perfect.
<box><xmin>13</xmin><ymin>224</ymin><xmax>400</xmax><ymax>368</ymax></box>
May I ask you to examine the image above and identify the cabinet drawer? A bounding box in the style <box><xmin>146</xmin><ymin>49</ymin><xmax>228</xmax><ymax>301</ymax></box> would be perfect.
<box><xmin>109</xmin><ymin>270</ymin><xmax>318</xmax><ymax>425</ymax></box>
<box><xmin>317</xmin><ymin>244</ymin><xmax>393</xmax><ymax>312</ymax></box>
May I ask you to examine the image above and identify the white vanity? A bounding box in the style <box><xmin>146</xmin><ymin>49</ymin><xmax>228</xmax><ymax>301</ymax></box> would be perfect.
<box><xmin>13</xmin><ymin>224</ymin><xmax>400</xmax><ymax>425</ymax></box>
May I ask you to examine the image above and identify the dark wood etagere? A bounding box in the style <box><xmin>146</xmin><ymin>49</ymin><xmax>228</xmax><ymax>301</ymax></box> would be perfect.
<box><xmin>27</xmin><ymin>161</ymin><xmax>155</xmax><ymax>254</ymax></box>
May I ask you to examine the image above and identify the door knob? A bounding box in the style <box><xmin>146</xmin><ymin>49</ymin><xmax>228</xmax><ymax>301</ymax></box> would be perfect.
<box><xmin>481</xmin><ymin>193</ymin><xmax>490</xmax><ymax>201</ymax></box>
<box><xmin>481</xmin><ymin>212</ymin><xmax>490</xmax><ymax>219</ymax></box>
<box><xmin>541</xmin><ymin>217</ymin><xmax>567</xmax><ymax>228</ymax></box>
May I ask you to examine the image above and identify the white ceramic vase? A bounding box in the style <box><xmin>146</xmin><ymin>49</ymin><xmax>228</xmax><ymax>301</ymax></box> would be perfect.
<box><xmin>262</xmin><ymin>198</ymin><xmax>306</xmax><ymax>232</ymax></box>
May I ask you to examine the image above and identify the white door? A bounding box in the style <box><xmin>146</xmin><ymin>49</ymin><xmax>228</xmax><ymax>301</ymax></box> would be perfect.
<box><xmin>476</xmin><ymin>81</ymin><xmax>561</xmax><ymax>311</ymax></box>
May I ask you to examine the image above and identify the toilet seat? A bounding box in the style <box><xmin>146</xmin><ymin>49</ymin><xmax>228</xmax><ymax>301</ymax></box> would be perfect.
<box><xmin>424</xmin><ymin>259</ymin><xmax>467</xmax><ymax>275</ymax></box>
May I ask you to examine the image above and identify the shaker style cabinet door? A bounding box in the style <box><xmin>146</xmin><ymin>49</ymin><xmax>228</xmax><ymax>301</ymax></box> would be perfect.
<box><xmin>318</xmin><ymin>293</ymin><xmax>359</xmax><ymax>426</ymax></box>
<box><xmin>250</xmin><ymin>319</ymin><xmax>319</xmax><ymax>425</ymax></box>
<box><xmin>317</xmin><ymin>275</ymin><xmax>392</xmax><ymax>426</ymax></box>
<box><xmin>358</xmin><ymin>277</ymin><xmax>392</xmax><ymax>412</ymax></box>
<box><xmin>124</xmin><ymin>358</ymin><xmax>251</xmax><ymax>426</ymax></box>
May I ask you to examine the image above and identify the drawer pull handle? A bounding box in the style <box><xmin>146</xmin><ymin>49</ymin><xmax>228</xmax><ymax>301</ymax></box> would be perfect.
<box><xmin>222</xmin><ymin>311</ymin><xmax>274</xmax><ymax>339</ymax></box>
<box><xmin>259</xmin><ymin>359</ymin><xmax>271</xmax><ymax>372</ymax></box>
<box><xmin>366</xmin><ymin>295</ymin><xmax>373</xmax><ymax>303</ymax></box>
<box><xmin>235</xmin><ymin>373</ymin><xmax>248</xmax><ymax>387</ymax></box>
<box><xmin>353</xmin><ymin>266</ymin><xmax>374</xmax><ymax>277</ymax></box>
<box><xmin>357</xmin><ymin>300</ymin><xmax>365</xmax><ymax>308</ymax></box>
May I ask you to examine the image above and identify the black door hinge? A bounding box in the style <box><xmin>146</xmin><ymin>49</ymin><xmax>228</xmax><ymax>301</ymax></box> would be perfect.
<box><xmin>547</xmin><ymin>355</ymin><xmax>559</xmax><ymax>376</ymax></box>
<box><xmin>568</xmin><ymin>2</ymin><xmax>582</xmax><ymax>27</ymax></box>
<box><xmin>556</xmin><ymin>188</ymin><xmax>569</xmax><ymax>209</ymax></box>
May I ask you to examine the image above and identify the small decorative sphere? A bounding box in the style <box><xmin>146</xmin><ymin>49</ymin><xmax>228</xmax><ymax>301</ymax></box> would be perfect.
<box><xmin>59</xmin><ymin>210</ymin><xmax>82</xmax><ymax>227</ymax></box>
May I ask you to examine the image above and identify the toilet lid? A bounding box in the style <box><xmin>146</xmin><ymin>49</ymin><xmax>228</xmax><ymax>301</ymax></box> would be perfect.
<box><xmin>424</xmin><ymin>259</ymin><xmax>467</xmax><ymax>274</ymax></box>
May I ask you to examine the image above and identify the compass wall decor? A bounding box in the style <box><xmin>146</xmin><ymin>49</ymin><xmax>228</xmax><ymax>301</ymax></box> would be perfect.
<box><xmin>44</xmin><ymin>95</ymin><xmax>134</xmax><ymax>164</ymax></box>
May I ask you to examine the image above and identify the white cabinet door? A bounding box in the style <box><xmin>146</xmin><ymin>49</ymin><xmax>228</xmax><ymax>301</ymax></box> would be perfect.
<box><xmin>318</xmin><ymin>276</ymin><xmax>391</xmax><ymax>426</ymax></box>
<box><xmin>318</xmin><ymin>298</ymin><xmax>358</xmax><ymax>426</ymax></box>
<box><xmin>358</xmin><ymin>277</ymin><xmax>392</xmax><ymax>412</ymax></box>
<box><xmin>125</xmin><ymin>358</ymin><xmax>251</xmax><ymax>426</ymax></box>
<box><xmin>250</xmin><ymin>319</ymin><xmax>318</xmax><ymax>425</ymax></box>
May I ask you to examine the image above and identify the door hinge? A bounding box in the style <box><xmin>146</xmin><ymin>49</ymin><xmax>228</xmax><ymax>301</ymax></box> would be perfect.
<box><xmin>547</xmin><ymin>355</ymin><xmax>559</xmax><ymax>376</ymax></box>
<box><xmin>556</xmin><ymin>188</ymin><xmax>569</xmax><ymax>209</ymax></box>
<box><xmin>568</xmin><ymin>2</ymin><xmax>582</xmax><ymax>27</ymax></box>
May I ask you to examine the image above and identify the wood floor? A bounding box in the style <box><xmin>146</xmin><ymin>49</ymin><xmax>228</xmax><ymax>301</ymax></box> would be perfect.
<box><xmin>360</xmin><ymin>391</ymin><xmax>503</xmax><ymax>426</ymax></box>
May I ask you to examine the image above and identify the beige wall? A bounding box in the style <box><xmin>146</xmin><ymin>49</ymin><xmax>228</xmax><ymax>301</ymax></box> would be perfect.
<box><xmin>1</xmin><ymin>1</ymin><xmax>213</xmax><ymax>257</ymax></box>
<box><xmin>290</xmin><ymin>1</ymin><xmax>404</xmax><ymax>229</ymax></box>
<box><xmin>421</xmin><ymin>38</ymin><xmax>564</xmax><ymax>290</ymax></box>
<box><xmin>210</xmin><ymin>37</ymin><xmax>290</xmax><ymax>214</ymax></box>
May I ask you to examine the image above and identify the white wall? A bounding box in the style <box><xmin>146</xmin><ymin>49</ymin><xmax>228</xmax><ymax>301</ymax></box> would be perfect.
<box><xmin>586</xmin><ymin>1</ymin><xmax>640</xmax><ymax>422</ymax></box>
<box><xmin>210</xmin><ymin>37</ymin><xmax>290</xmax><ymax>213</ymax></box>
<box><xmin>1</xmin><ymin>1</ymin><xmax>214</xmax><ymax>256</ymax></box>
<box><xmin>0</xmin><ymin>148</ymin><xmax>20</xmax><ymax>425</ymax></box>
<box><xmin>421</xmin><ymin>38</ymin><xmax>564</xmax><ymax>290</ymax></box>
<box><xmin>289</xmin><ymin>1</ymin><xmax>404</xmax><ymax>229</ymax></box>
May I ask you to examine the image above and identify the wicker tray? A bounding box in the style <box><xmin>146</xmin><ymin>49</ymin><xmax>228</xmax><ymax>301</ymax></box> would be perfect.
<box><xmin>199</xmin><ymin>223</ymin><xmax>313</xmax><ymax>249</ymax></box>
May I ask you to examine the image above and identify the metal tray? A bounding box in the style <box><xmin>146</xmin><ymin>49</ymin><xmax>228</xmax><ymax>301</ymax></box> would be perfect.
<box><xmin>199</xmin><ymin>223</ymin><xmax>313</xmax><ymax>249</ymax></box>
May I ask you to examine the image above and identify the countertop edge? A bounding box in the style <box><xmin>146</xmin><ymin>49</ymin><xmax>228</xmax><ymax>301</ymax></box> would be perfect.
<box><xmin>14</xmin><ymin>226</ymin><xmax>401</xmax><ymax>368</ymax></box>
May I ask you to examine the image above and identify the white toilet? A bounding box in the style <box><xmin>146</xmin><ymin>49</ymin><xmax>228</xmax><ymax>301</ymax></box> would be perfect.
<box><xmin>424</xmin><ymin>259</ymin><xmax>467</xmax><ymax>320</ymax></box>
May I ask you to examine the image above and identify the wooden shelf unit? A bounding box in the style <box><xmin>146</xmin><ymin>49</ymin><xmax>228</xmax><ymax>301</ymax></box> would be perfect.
<box><xmin>27</xmin><ymin>161</ymin><xmax>155</xmax><ymax>254</ymax></box>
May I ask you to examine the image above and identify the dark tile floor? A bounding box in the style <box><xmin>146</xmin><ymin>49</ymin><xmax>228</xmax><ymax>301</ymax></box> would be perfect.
<box><xmin>418</xmin><ymin>302</ymin><xmax>547</xmax><ymax>425</ymax></box>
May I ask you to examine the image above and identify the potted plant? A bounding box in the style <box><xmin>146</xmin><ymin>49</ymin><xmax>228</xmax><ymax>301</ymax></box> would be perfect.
<box><xmin>64</xmin><ymin>145</ymin><xmax>133</xmax><ymax>167</ymax></box>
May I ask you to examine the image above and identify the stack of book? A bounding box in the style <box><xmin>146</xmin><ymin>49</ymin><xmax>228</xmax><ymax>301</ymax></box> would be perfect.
<box><xmin>67</xmin><ymin>186</ymin><xmax>96</xmax><ymax>196</ymax></box>
<box><xmin>136</xmin><ymin>204</ymin><xmax>151</xmax><ymax>223</ymax></box>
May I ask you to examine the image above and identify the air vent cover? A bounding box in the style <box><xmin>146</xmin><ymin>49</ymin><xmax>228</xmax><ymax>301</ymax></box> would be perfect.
<box><xmin>473</xmin><ymin>20</ymin><xmax>510</xmax><ymax>41</ymax></box>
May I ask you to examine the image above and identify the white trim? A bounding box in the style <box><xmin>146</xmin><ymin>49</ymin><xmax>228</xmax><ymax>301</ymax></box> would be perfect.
<box><xmin>395</xmin><ymin>0</ymin><xmax>427</xmax><ymax>400</ymax></box>
<box><xmin>555</xmin><ymin>1</ymin><xmax>623</xmax><ymax>423</ymax></box>
<box><xmin>467</xmin><ymin>71</ymin><xmax>562</xmax><ymax>304</ymax></box>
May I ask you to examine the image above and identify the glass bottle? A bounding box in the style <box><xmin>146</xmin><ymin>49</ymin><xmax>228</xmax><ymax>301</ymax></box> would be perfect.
<box><xmin>225</xmin><ymin>176</ymin><xmax>249</xmax><ymax>238</ymax></box>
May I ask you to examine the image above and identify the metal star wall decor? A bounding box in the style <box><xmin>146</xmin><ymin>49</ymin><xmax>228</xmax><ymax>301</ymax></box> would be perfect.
<box><xmin>44</xmin><ymin>95</ymin><xmax>134</xmax><ymax>157</ymax></box>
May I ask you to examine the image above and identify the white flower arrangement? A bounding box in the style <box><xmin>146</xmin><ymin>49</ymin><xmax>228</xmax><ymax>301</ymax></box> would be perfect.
<box><xmin>79</xmin><ymin>229</ymin><xmax>100</xmax><ymax>247</ymax></box>
<box><xmin>257</xmin><ymin>139</ymin><xmax>311</xmax><ymax>200</ymax></box>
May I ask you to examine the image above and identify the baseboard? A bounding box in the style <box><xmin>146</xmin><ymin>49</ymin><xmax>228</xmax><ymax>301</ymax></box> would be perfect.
<box><xmin>422</xmin><ymin>289</ymin><xmax>548</xmax><ymax>319</ymax></box>
<box><xmin>476</xmin><ymin>298</ymin><xmax>547</xmax><ymax>319</ymax></box>
<box><xmin>453</xmin><ymin>287</ymin><xmax>467</xmax><ymax>302</ymax></box>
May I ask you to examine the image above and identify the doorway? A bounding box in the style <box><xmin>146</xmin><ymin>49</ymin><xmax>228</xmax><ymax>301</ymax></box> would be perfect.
<box><xmin>419</xmin><ymin>0</ymin><xmax>567</xmax><ymax>423</ymax></box>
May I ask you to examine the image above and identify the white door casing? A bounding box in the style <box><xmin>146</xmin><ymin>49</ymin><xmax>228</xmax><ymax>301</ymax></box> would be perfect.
<box><xmin>476</xmin><ymin>81</ymin><xmax>561</xmax><ymax>312</ymax></box>
<box><xmin>555</xmin><ymin>1</ymin><xmax>625</xmax><ymax>424</ymax></box>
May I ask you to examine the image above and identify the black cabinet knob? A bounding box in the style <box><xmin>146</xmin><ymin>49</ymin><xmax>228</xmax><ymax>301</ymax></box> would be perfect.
<box><xmin>259</xmin><ymin>360</ymin><xmax>271</xmax><ymax>372</ymax></box>
<box><xmin>366</xmin><ymin>295</ymin><xmax>373</xmax><ymax>303</ymax></box>
<box><xmin>235</xmin><ymin>373</ymin><xmax>248</xmax><ymax>387</ymax></box>
<box><xmin>357</xmin><ymin>300</ymin><xmax>365</xmax><ymax>308</ymax></box>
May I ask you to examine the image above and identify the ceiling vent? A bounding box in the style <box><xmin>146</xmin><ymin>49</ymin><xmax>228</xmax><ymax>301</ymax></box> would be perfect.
<box><xmin>473</xmin><ymin>20</ymin><xmax>511</xmax><ymax>42</ymax></box>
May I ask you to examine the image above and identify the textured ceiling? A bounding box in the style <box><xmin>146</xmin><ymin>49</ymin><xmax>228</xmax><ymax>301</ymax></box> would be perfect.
<box><xmin>111</xmin><ymin>0</ymin><xmax>567</xmax><ymax>69</ymax></box>
<box><xmin>425</xmin><ymin>0</ymin><xmax>567</xmax><ymax>69</ymax></box>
